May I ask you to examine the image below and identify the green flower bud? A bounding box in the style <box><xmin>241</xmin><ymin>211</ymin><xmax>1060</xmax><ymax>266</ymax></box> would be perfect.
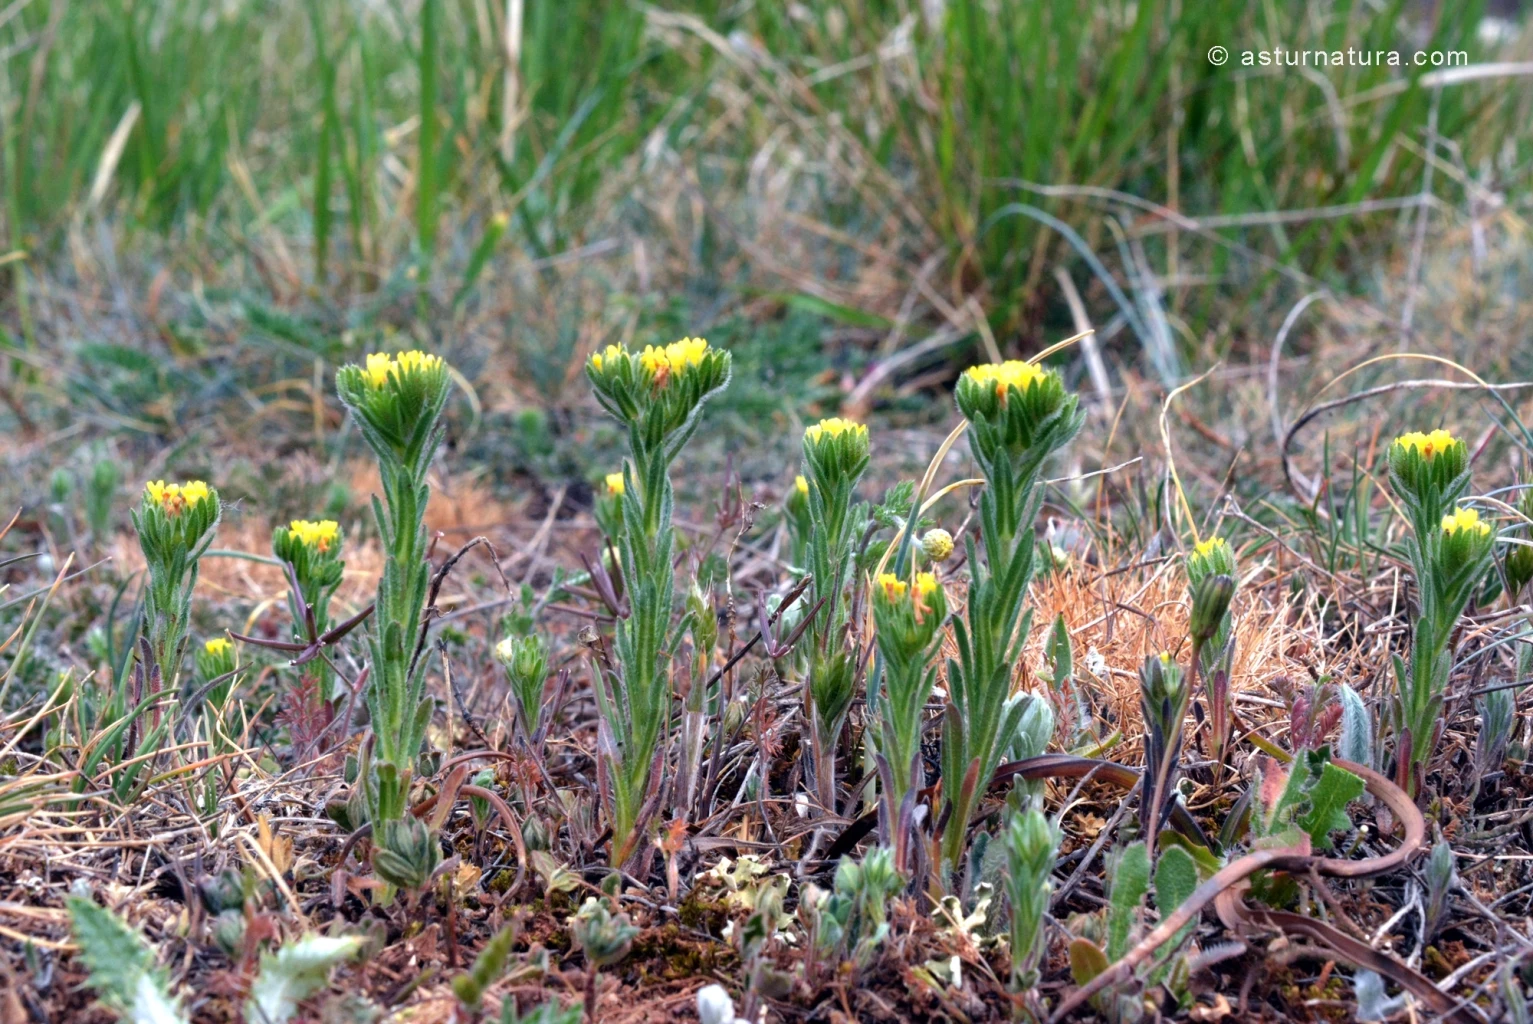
<box><xmin>212</xmin><ymin>909</ymin><xmax>246</xmax><ymax>957</ymax></box>
<box><xmin>1188</xmin><ymin>573</ymin><xmax>1235</xmax><ymax>646</ymax></box>
<box><xmin>496</xmin><ymin>633</ymin><xmax>549</xmax><ymax>737</ymax></box>
<box><xmin>197</xmin><ymin>868</ymin><xmax>246</xmax><ymax>915</ymax></box>
<box><xmin>1388</xmin><ymin>429</ymin><xmax>1470</xmax><ymax>532</ymax></box>
<box><xmin>954</xmin><ymin>361</ymin><xmax>1078</xmax><ymax>458</ymax></box>
<box><xmin>1185</xmin><ymin>535</ymin><xmax>1235</xmax><ymax>586</ymax></box>
<box><xmin>585</xmin><ymin>338</ymin><xmax>731</xmax><ymax>438</ymax></box>
<box><xmin>1004</xmin><ymin>807</ymin><xmax>1060</xmax><ymax>988</ymax></box>
<box><xmin>334</xmin><ymin>351</ymin><xmax>453</xmax><ymax>468</ymax></box>
<box><xmin>1505</xmin><ymin>487</ymin><xmax>1533</xmax><ymax>598</ymax></box>
<box><xmin>920</xmin><ymin>528</ymin><xmax>955</xmax><ymax>562</ymax></box>
<box><xmin>570</xmin><ymin>897</ymin><xmax>639</xmax><ymax>968</ymax></box>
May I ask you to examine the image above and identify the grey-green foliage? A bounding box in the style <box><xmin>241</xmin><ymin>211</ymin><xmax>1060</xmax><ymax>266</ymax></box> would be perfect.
<box><xmin>66</xmin><ymin>888</ymin><xmax>188</xmax><ymax>1024</ymax></box>
<box><xmin>570</xmin><ymin>897</ymin><xmax>639</xmax><ymax>968</ymax></box>
<box><xmin>1003</xmin><ymin>807</ymin><xmax>1059</xmax><ymax>988</ymax></box>
<box><xmin>1336</xmin><ymin>684</ymin><xmax>1374</xmax><ymax>767</ymax></box>
<box><xmin>1477</xmin><ymin>686</ymin><xmax>1516</xmax><ymax>776</ymax></box>
<box><xmin>1104</xmin><ymin>842</ymin><xmax>1150</xmax><ymax>961</ymax></box>
<box><xmin>1423</xmin><ymin>837</ymin><xmax>1455</xmax><ymax>940</ymax></box>
<box><xmin>1502</xmin><ymin>960</ymin><xmax>1530</xmax><ymax>1024</ymax></box>
<box><xmin>1006</xmin><ymin>693</ymin><xmax>1054</xmax><ymax>810</ymax></box>
<box><xmin>246</xmin><ymin>934</ymin><xmax>362</xmax><ymax>1024</ymax></box>
<box><xmin>501</xmin><ymin>1002</ymin><xmax>583</xmax><ymax>1024</ymax></box>
<box><xmin>87</xmin><ymin>455</ymin><xmax>121</xmax><ymax>540</ymax></box>
<box><xmin>451</xmin><ymin>924</ymin><xmax>517</xmax><ymax>1013</ymax></box>
<box><xmin>805</xmin><ymin>846</ymin><xmax>904</xmax><ymax>971</ymax></box>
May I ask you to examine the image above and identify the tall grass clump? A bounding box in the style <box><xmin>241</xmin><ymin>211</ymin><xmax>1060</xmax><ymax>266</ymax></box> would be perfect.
<box><xmin>585</xmin><ymin>337</ymin><xmax>731</xmax><ymax>864</ymax></box>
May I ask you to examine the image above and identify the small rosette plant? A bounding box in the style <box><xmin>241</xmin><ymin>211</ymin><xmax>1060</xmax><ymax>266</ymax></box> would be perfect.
<box><xmin>940</xmin><ymin>360</ymin><xmax>1083</xmax><ymax>875</ymax></box>
<box><xmin>132</xmin><ymin>479</ymin><xmax>220</xmax><ymax>702</ymax></box>
<box><xmin>584</xmin><ymin>338</ymin><xmax>731</xmax><ymax>863</ymax></box>
<box><xmin>869</xmin><ymin>571</ymin><xmax>946</xmax><ymax>863</ymax></box>
<box><xmin>800</xmin><ymin>417</ymin><xmax>871</xmax><ymax>813</ymax></box>
<box><xmin>273</xmin><ymin>519</ymin><xmax>345</xmax><ymax>699</ymax></box>
<box><xmin>335</xmin><ymin>350</ymin><xmax>452</xmax><ymax>823</ymax></box>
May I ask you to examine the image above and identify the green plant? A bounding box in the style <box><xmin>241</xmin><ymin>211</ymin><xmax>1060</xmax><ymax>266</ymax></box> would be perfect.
<box><xmin>1040</xmin><ymin>613</ymin><xmax>1090</xmax><ymax>750</ymax></box>
<box><xmin>869</xmin><ymin>570</ymin><xmax>946</xmax><ymax>865</ymax></box>
<box><xmin>86</xmin><ymin>454</ymin><xmax>121</xmax><ymax>544</ymax></box>
<box><xmin>451</xmin><ymin>924</ymin><xmax>518</xmax><ymax>1016</ymax></box>
<box><xmin>800</xmin><ymin>846</ymin><xmax>904</xmax><ymax>975</ymax></box>
<box><xmin>335</xmin><ymin>350</ymin><xmax>452</xmax><ymax>824</ymax></box>
<box><xmin>1003</xmin><ymin>807</ymin><xmax>1059</xmax><ymax>991</ymax></box>
<box><xmin>246</xmin><ymin>933</ymin><xmax>363</xmax><ymax>1024</ymax></box>
<box><xmin>799</xmin><ymin>417</ymin><xmax>872</xmax><ymax>814</ymax></box>
<box><xmin>131</xmin><ymin>478</ymin><xmax>220</xmax><ymax>729</ymax></box>
<box><xmin>495</xmin><ymin>633</ymin><xmax>550</xmax><ymax>746</ymax></box>
<box><xmin>584</xmin><ymin>337</ymin><xmax>731</xmax><ymax>862</ymax></box>
<box><xmin>67</xmin><ymin>886</ymin><xmax>186</xmax><ymax>1024</ymax></box>
<box><xmin>1185</xmin><ymin>537</ymin><xmax>1237</xmax><ymax>776</ymax></box>
<box><xmin>1387</xmin><ymin>430</ymin><xmax>1495</xmax><ymax>796</ymax></box>
<box><xmin>940</xmin><ymin>360</ymin><xmax>1083</xmax><ymax>877</ymax></box>
<box><xmin>1136</xmin><ymin>652</ymin><xmax>1188</xmax><ymax>852</ymax></box>
<box><xmin>273</xmin><ymin>518</ymin><xmax>345</xmax><ymax>701</ymax></box>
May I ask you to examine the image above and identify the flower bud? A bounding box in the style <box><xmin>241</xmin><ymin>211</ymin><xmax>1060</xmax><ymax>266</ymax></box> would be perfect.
<box><xmin>496</xmin><ymin>634</ymin><xmax>548</xmax><ymax>734</ymax></box>
<box><xmin>921</xmin><ymin>528</ymin><xmax>954</xmax><ymax>562</ymax></box>
<box><xmin>1188</xmin><ymin>573</ymin><xmax>1235</xmax><ymax>645</ymax></box>
<box><xmin>1388</xmin><ymin>429</ymin><xmax>1469</xmax><ymax>529</ymax></box>
<box><xmin>570</xmin><ymin>897</ymin><xmax>639</xmax><ymax>968</ymax></box>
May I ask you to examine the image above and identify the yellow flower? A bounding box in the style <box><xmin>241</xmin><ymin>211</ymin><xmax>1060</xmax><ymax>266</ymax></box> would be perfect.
<box><xmin>804</xmin><ymin>417</ymin><xmax>866</xmax><ymax>443</ymax></box>
<box><xmin>876</xmin><ymin>572</ymin><xmax>908</xmax><ymax>601</ymax></box>
<box><xmin>145</xmin><ymin>479</ymin><xmax>210</xmax><ymax>516</ymax></box>
<box><xmin>605</xmin><ymin>472</ymin><xmax>625</xmax><ymax>496</ymax></box>
<box><xmin>363</xmin><ymin>352</ymin><xmax>394</xmax><ymax>388</ymax></box>
<box><xmin>204</xmin><ymin>638</ymin><xmax>232</xmax><ymax>656</ymax></box>
<box><xmin>289</xmin><ymin>519</ymin><xmax>340</xmax><ymax>553</ymax></box>
<box><xmin>360</xmin><ymin>350</ymin><xmax>443</xmax><ymax>388</ymax></box>
<box><xmin>964</xmin><ymin>360</ymin><xmax>1046</xmax><ymax>400</ymax></box>
<box><xmin>590</xmin><ymin>344</ymin><xmax>625</xmax><ymax>373</ymax></box>
<box><xmin>795</xmin><ymin>475</ymin><xmax>809</xmax><ymax>496</ymax></box>
<box><xmin>1394</xmin><ymin>429</ymin><xmax>1458</xmax><ymax>460</ymax></box>
<box><xmin>394</xmin><ymin>350</ymin><xmax>443</xmax><ymax>376</ymax></box>
<box><xmin>913</xmin><ymin>572</ymin><xmax>939</xmax><ymax>602</ymax></box>
<box><xmin>663</xmin><ymin>336</ymin><xmax>710</xmax><ymax>369</ymax></box>
<box><xmin>1441</xmin><ymin>506</ymin><xmax>1490</xmax><ymax>537</ymax></box>
<box><xmin>1195</xmin><ymin>536</ymin><xmax>1227</xmax><ymax>558</ymax></box>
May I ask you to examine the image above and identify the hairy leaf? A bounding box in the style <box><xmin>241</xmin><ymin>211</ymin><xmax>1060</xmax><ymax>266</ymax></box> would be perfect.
<box><xmin>246</xmin><ymin>933</ymin><xmax>361</xmax><ymax>1024</ymax></box>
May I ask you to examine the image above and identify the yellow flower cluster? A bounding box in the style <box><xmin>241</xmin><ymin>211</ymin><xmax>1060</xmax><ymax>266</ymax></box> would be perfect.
<box><xmin>591</xmin><ymin>338</ymin><xmax>713</xmax><ymax>387</ymax></box>
<box><xmin>361</xmin><ymin>350</ymin><xmax>443</xmax><ymax>388</ymax></box>
<box><xmin>204</xmin><ymin>637</ymin><xmax>232</xmax><ymax>656</ymax></box>
<box><xmin>912</xmin><ymin>572</ymin><xmax>939</xmax><ymax>602</ymax></box>
<box><xmin>964</xmin><ymin>359</ymin><xmax>1046</xmax><ymax>399</ymax></box>
<box><xmin>640</xmin><ymin>337</ymin><xmax>709</xmax><ymax>375</ymax></box>
<box><xmin>1394</xmin><ymin>429</ymin><xmax>1457</xmax><ymax>459</ymax></box>
<box><xmin>605</xmin><ymin>472</ymin><xmax>625</xmax><ymax>496</ymax></box>
<box><xmin>804</xmin><ymin>417</ymin><xmax>866</xmax><ymax>443</ymax></box>
<box><xmin>145</xmin><ymin>480</ymin><xmax>211</xmax><ymax>516</ymax></box>
<box><xmin>795</xmin><ymin>474</ymin><xmax>809</xmax><ymax>496</ymax></box>
<box><xmin>289</xmin><ymin>519</ymin><xmax>340</xmax><ymax>553</ymax></box>
<box><xmin>589</xmin><ymin>344</ymin><xmax>624</xmax><ymax>372</ymax></box>
<box><xmin>1195</xmin><ymin>536</ymin><xmax>1228</xmax><ymax>558</ymax></box>
<box><xmin>1441</xmin><ymin>506</ymin><xmax>1490</xmax><ymax>537</ymax></box>
<box><xmin>877</xmin><ymin>571</ymin><xmax>940</xmax><ymax>604</ymax></box>
<box><xmin>877</xmin><ymin>573</ymin><xmax>908</xmax><ymax>601</ymax></box>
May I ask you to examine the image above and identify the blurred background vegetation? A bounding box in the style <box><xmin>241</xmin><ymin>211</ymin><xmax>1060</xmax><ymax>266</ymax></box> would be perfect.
<box><xmin>2</xmin><ymin>0</ymin><xmax>1531</xmax><ymax>524</ymax></box>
